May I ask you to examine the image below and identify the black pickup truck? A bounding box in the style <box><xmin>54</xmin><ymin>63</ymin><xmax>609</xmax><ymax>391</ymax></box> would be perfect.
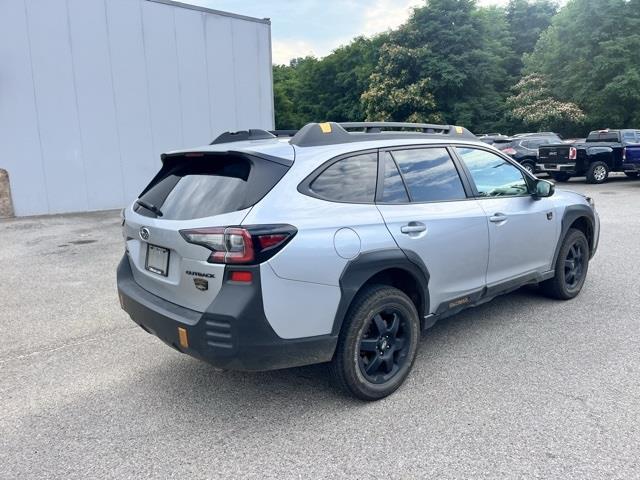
<box><xmin>537</xmin><ymin>129</ymin><xmax>640</xmax><ymax>183</ymax></box>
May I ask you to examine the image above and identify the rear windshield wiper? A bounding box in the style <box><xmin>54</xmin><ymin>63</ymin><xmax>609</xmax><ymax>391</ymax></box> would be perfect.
<box><xmin>135</xmin><ymin>199</ymin><xmax>163</xmax><ymax>217</ymax></box>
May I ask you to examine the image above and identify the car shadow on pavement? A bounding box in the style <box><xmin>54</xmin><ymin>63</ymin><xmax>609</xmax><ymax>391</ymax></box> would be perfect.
<box><xmin>125</xmin><ymin>284</ymin><xmax>557</xmax><ymax>409</ymax></box>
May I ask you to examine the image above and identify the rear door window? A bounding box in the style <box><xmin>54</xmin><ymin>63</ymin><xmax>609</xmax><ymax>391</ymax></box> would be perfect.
<box><xmin>136</xmin><ymin>153</ymin><xmax>289</xmax><ymax>220</ymax></box>
<box><xmin>309</xmin><ymin>152</ymin><xmax>378</xmax><ymax>202</ymax></box>
<box><xmin>390</xmin><ymin>148</ymin><xmax>466</xmax><ymax>202</ymax></box>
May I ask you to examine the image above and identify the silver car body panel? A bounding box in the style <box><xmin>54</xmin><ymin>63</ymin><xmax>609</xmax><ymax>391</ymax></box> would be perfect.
<box><xmin>260</xmin><ymin>263</ymin><xmax>341</xmax><ymax>338</ymax></box>
<box><xmin>377</xmin><ymin>200</ymin><xmax>489</xmax><ymax>313</ymax></box>
<box><xmin>476</xmin><ymin>195</ymin><xmax>559</xmax><ymax>285</ymax></box>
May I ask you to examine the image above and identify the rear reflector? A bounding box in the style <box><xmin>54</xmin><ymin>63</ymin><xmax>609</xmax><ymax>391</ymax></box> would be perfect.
<box><xmin>229</xmin><ymin>271</ymin><xmax>253</xmax><ymax>283</ymax></box>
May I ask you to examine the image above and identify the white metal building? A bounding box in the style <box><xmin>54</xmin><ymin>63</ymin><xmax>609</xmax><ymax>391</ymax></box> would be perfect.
<box><xmin>0</xmin><ymin>0</ymin><xmax>274</xmax><ymax>216</ymax></box>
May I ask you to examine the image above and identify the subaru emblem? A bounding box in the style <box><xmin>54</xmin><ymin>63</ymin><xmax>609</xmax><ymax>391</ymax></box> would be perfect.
<box><xmin>139</xmin><ymin>227</ymin><xmax>150</xmax><ymax>241</ymax></box>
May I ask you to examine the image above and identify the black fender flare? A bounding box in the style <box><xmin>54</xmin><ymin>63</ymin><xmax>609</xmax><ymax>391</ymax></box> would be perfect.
<box><xmin>330</xmin><ymin>248</ymin><xmax>430</xmax><ymax>336</ymax></box>
<box><xmin>552</xmin><ymin>205</ymin><xmax>596</xmax><ymax>266</ymax></box>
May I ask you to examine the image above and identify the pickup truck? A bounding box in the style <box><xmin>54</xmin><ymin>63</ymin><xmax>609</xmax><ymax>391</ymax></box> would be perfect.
<box><xmin>537</xmin><ymin>129</ymin><xmax>640</xmax><ymax>183</ymax></box>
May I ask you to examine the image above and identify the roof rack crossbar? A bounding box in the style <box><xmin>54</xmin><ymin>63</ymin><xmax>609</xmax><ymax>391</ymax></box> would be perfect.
<box><xmin>340</xmin><ymin>122</ymin><xmax>451</xmax><ymax>134</ymax></box>
<box><xmin>289</xmin><ymin>121</ymin><xmax>475</xmax><ymax>147</ymax></box>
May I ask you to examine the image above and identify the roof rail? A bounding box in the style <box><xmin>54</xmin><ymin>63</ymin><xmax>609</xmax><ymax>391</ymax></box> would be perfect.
<box><xmin>210</xmin><ymin>129</ymin><xmax>275</xmax><ymax>145</ymax></box>
<box><xmin>289</xmin><ymin>122</ymin><xmax>475</xmax><ymax>147</ymax></box>
<box><xmin>269</xmin><ymin>129</ymin><xmax>298</xmax><ymax>137</ymax></box>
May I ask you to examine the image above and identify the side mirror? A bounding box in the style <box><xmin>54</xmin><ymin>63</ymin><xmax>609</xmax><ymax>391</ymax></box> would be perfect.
<box><xmin>534</xmin><ymin>179</ymin><xmax>555</xmax><ymax>198</ymax></box>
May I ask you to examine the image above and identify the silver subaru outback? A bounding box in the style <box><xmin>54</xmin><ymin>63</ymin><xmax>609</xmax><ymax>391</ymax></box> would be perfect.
<box><xmin>117</xmin><ymin>122</ymin><xmax>600</xmax><ymax>400</ymax></box>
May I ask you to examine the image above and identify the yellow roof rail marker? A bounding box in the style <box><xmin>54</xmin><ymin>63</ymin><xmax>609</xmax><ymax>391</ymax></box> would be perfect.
<box><xmin>455</xmin><ymin>126</ymin><xmax>463</xmax><ymax>134</ymax></box>
<box><xmin>319</xmin><ymin>122</ymin><xmax>332</xmax><ymax>133</ymax></box>
<box><xmin>178</xmin><ymin>327</ymin><xmax>189</xmax><ymax>349</ymax></box>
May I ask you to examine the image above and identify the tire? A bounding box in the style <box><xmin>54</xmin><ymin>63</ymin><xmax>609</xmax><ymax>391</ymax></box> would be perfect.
<box><xmin>330</xmin><ymin>285</ymin><xmax>420</xmax><ymax>401</ymax></box>
<box><xmin>521</xmin><ymin>161</ymin><xmax>536</xmax><ymax>175</ymax></box>
<box><xmin>551</xmin><ymin>172</ymin><xmax>571</xmax><ymax>182</ymax></box>
<box><xmin>586</xmin><ymin>161</ymin><xmax>609</xmax><ymax>184</ymax></box>
<box><xmin>540</xmin><ymin>228</ymin><xmax>590</xmax><ymax>300</ymax></box>
<box><xmin>624</xmin><ymin>171</ymin><xmax>639</xmax><ymax>179</ymax></box>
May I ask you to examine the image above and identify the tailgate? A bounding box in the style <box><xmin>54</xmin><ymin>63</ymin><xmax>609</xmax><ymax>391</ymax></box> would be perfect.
<box><xmin>538</xmin><ymin>144</ymin><xmax>571</xmax><ymax>164</ymax></box>
<box><xmin>122</xmin><ymin>150</ymin><xmax>290</xmax><ymax>312</ymax></box>
<box><xmin>123</xmin><ymin>209</ymin><xmax>248</xmax><ymax>312</ymax></box>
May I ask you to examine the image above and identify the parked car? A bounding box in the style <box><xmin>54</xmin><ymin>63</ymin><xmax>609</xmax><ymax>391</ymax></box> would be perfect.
<box><xmin>478</xmin><ymin>134</ymin><xmax>509</xmax><ymax>145</ymax></box>
<box><xmin>493</xmin><ymin>133</ymin><xmax>563</xmax><ymax>174</ymax></box>
<box><xmin>537</xmin><ymin>129</ymin><xmax>640</xmax><ymax>183</ymax></box>
<box><xmin>117</xmin><ymin>121</ymin><xmax>600</xmax><ymax>400</ymax></box>
<box><xmin>513</xmin><ymin>132</ymin><xmax>560</xmax><ymax>138</ymax></box>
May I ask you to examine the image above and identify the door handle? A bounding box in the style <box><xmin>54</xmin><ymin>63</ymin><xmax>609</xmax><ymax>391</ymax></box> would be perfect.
<box><xmin>489</xmin><ymin>213</ymin><xmax>508</xmax><ymax>223</ymax></box>
<box><xmin>401</xmin><ymin>222</ymin><xmax>427</xmax><ymax>234</ymax></box>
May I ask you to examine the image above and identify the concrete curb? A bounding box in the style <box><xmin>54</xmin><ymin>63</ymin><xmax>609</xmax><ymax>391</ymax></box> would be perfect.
<box><xmin>0</xmin><ymin>169</ymin><xmax>15</xmax><ymax>218</ymax></box>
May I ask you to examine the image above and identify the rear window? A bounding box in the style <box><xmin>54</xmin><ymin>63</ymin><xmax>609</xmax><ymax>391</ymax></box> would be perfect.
<box><xmin>587</xmin><ymin>131</ymin><xmax>620</xmax><ymax>142</ymax></box>
<box><xmin>309</xmin><ymin>153</ymin><xmax>378</xmax><ymax>203</ymax></box>
<box><xmin>135</xmin><ymin>153</ymin><xmax>289</xmax><ymax>220</ymax></box>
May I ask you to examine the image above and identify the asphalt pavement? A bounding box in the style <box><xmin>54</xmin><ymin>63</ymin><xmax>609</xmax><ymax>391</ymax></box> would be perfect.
<box><xmin>1</xmin><ymin>175</ymin><xmax>639</xmax><ymax>479</ymax></box>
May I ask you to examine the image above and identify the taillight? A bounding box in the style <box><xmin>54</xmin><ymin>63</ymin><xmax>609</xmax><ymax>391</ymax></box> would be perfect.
<box><xmin>622</xmin><ymin>147</ymin><xmax>626</xmax><ymax>161</ymax></box>
<box><xmin>569</xmin><ymin>147</ymin><xmax>577</xmax><ymax>160</ymax></box>
<box><xmin>502</xmin><ymin>147</ymin><xmax>517</xmax><ymax>156</ymax></box>
<box><xmin>180</xmin><ymin>225</ymin><xmax>296</xmax><ymax>264</ymax></box>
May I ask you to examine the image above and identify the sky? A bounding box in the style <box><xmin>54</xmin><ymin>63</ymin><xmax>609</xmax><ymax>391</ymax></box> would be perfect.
<box><xmin>190</xmin><ymin>0</ymin><xmax>509</xmax><ymax>65</ymax></box>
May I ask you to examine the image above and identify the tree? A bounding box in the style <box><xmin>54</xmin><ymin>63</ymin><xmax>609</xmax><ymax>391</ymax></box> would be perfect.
<box><xmin>525</xmin><ymin>0</ymin><xmax>640</xmax><ymax>129</ymax></box>
<box><xmin>505</xmin><ymin>0</ymin><xmax>557</xmax><ymax>76</ymax></box>
<box><xmin>367</xmin><ymin>0</ymin><xmax>514</xmax><ymax>132</ymax></box>
<box><xmin>272</xmin><ymin>36</ymin><xmax>386</xmax><ymax>129</ymax></box>
<box><xmin>506</xmin><ymin>74</ymin><xmax>585</xmax><ymax>133</ymax></box>
<box><xmin>361</xmin><ymin>44</ymin><xmax>439</xmax><ymax>122</ymax></box>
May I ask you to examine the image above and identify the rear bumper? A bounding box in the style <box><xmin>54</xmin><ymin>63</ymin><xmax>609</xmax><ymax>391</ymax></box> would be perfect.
<box><xmin>536</xmin><ymin>163</ymin><xmax>576</xmax><ymax>173</ymax></box>
<box><xmin>117</xmin><ymin>256</ymin><xmax>337</xmax><ymax>371</ymax></box>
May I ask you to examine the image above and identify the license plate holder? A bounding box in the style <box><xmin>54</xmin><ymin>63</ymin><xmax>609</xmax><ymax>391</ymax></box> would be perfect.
<box><xmin>145</xmin><ymin>244</ymin><xmax>170</xmax><ymax>276</ymax></box>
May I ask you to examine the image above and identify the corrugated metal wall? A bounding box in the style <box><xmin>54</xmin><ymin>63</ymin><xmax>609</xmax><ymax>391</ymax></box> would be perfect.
<box><xmin>0</xmin><ymin>0</ymin><xmax>273</xmax><ymax>216</ymax></box>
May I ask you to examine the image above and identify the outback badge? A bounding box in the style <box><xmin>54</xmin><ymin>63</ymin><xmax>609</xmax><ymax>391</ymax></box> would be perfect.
<box><xmin>193</xmin><ymin>278</ymin><xmax>208</xmax><ymax>291</ymax></box>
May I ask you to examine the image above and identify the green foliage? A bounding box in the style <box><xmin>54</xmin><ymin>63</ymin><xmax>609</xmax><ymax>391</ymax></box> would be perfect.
<box><xmin>273</xmin><ymin>0</ymin><xmax>639</xmax><ymax>136</ymax></box>
<box><xmin>361</xmin><ymin>44</ymin><xmax>439</xmax><ymax>122</ymax></box>
<box><xmin>273</xmin><ymin>36</ymin><xmax>385</xmax><ymax>129</ymax></box>
<box><xmin>525</xmin><ymin>0</ymin><xmax>640</xmax><ymax>129</ymax></box>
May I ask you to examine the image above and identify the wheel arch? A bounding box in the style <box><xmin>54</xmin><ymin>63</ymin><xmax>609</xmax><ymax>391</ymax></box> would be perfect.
<box><xmin>331</xmin><ymin>249</ymin><xmax>430</xmax><ymax>336</ymax></box>
<box><xmin>553</xmin><ymin>205</ymin><xmax>596</xmax><ymax>265</ymax></box>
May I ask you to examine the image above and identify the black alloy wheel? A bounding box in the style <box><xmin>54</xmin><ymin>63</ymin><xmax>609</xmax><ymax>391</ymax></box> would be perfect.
<box><xmin>540</xmin><ymin>228</ymin><xmax>589</xmax><ymax>300</ymax></box>
<box><xmin>564</xmin><ymin>241</ymin><xmax>586</xmax><ymax>291</ymax></box>
<box><xmin>330</xmin><ymin>285</ymin><xmax>420</xmax><ymax>401</ymax></box>
<box><xmin>358</xmin><ymin>308</ymin><xmax>412</xmax><ymax>384</ymax></box>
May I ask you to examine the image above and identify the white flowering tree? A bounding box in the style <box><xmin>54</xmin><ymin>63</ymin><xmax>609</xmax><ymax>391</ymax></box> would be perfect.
<box><xmin>507</xmin><ymin>74</ymin><xmax>585</xmax><ymax>131</ymax></box>
<box><xmin>361</xmin><ymin>44</ymin><xmax>440</xmax><ymax>123</ymax></box>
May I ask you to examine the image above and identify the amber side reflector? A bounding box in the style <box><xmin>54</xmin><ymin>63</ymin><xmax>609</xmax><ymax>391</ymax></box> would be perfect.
<box><xmin>178</xmin><ymin>327</ymin><xmax>189</xmax><ymax>348</ymax></box>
